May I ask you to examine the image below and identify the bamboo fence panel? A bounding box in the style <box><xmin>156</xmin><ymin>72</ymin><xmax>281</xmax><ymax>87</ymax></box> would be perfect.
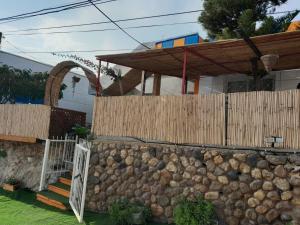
<box><xmin>92</xmin><ymin>95</ymin><xmax>225</xmax><ymax>145</ymax></box>
<box><xmin>228</xmin><ymin>90</ymin><xmax>300</xmax><ymax>149</ymax></box>
<box><xmin>0</xmin><ymin>104</ymin><xmax>51</xmax><ymax>139</ymax></box>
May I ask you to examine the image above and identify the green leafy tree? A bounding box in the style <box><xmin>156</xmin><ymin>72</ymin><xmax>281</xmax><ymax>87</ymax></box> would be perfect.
<box><xmin>0</xmin><ymin>65</ymin><xmax>66</xmax><ymax>104</ymax></box>
<box><xmin>199</xmin><ymin>0</ymin><xmax>298</xmax><ymax>39</ymax></box>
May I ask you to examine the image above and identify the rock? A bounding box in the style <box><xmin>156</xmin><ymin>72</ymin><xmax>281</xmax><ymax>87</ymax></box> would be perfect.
<box><xmin>214</xmin><ymin>155</ymin><xmax>224</xmax><ymax>165</ymax></box>
<box><xmin>229</xmin><ymin>181</ymin><xmax>239</xmax><ymax>191</ymax></box>
<box><xmin>218</xmin><ymin>176</ymin><xmax>229</xmax><ymax>185</ymax></box>
<box><xmin>233</xmin><ymin>153</ymin><xmax>247</xmax><ymax>162</ymax></box>
<box><xmin>157</xmin><ymin>196</ymin><xmax>169</xmax><ymax>207</ymax></box>
<box><xmin>156</xmin><ymin>161</ymin><xmax>166</xmax><ymax>170</ymax></box>
<box><xmin>151</xmin><ymin>204</ymin><xmax>164</xmax><ymax>217</ymax></box>
<box><xmin>120</xmin><ymin>149</ymin><xmax>127</xmax><ymax>159</ymax></box>
<box><xmin>166</xmin><ymin>162</ymin><xmax>177</xmax><ymax>173</ymax></box>
<box><xmin>255</xmin><ymin>205</ymin><xmax>268</xmax><ymax>214</ymax></box>
<box><xmin>160</xmin><ymin>170</ymin><xmax>171</xmax><ymax>186</ymax></box>
<box><xmin>204</xmin><ymin>152</ymin><xmax>212</xmax><ymax>160</ymax></box>
<box><xmin>280</xmin><ymin>212</ymin><xmax>292</xmax><ymax>221</ymax></box>
<box><xmin>289</xmin><ymin>155</ymin><xmax>300</xmax><ymax>165</ymax></box>
<box><xmin>169</xmin><ymin>153</ymin><xmax>178</xmax><ymax>162</ymax></box>
<box><xmin>94</xmin><ymin>185</ymin><xmax>100</xmax><ymax>194</ymax></box>
<box><xmin>235</xmin><ymin>200</ymin><xmax>246</xmax><ymax>210</ymax></box>
<box><xmin>227</xmin><ymin>170</ymin><xmax>239</xmax><ymax>181</ymax></box>
<box><xmin>265</xmin><ymin>155</ymin><xmax>287</xmax><ymax>165</ymax></box>
<box><xmin>266</xmin><ymin>209</ymin><xmax>279</xmax><ymax>222</ymax></box>
<box><xmin>198</xmin><ymin>167</ymin><xmax>207</xmax><ymax>175</ymax></box>
<box><xmin>192</xmin><ymin>150</ymin><xmax>203</xmax><ymax>160</ymax></box>
<box><xmin>214</xmin><ymin>167</ymin><xmax>225</xmax><ymax>176</ymax></box>
<box><xmin>257</xmin><ymin>160</ymin><xmax>269</xmax><ymax>169</ymax></box>
<box><xmin>281</xmin><ymin>191</ymin><xmax>292</xmax><ymax>200</ymax></box>
<box><xmin>125</xmin><ymin>156</ymin><xmax>134</xmax><ymax>166</ymax></box>
<box><xmin>229</xmin><ymin>159</ymin><xmax>239</xmax><ymax>170</ymax></box>
<box><xmin>239</xmin><ymin>163</ymin><xmax>250</xmax><ymax>173</ymax></box>
<box><xmin>292</xmin><ymin>197</ymin><xmax>300</xmax><ymax>205</ymax></box>
<box><xmin>250</xmin><ymin>180</ymin><xmax>263</xmax><ymax>191</ymax></box>
<box><xmin>205</xmin><ymin>192</ymin><xmax>219</xmax><ymax>200</ymax></box>
<box><xmin>263</xmin><ymin>199</ymin><xmax>274</xmax><ymax>209</ymax></box>
<box><xmin>113</xmin><ymin>154</ymin><xmax>122</xmax><ymax>163</ymax></box>
<box><xmin>274</xmin><ymin>165</ymin><xmax>287</xmax><ymax>178</ymax></box>
<box><xmin>254</xmin><ymin>189</ymin><xmax>265</xmax><ymax>201</ymax></box>
<box><xmin>209</xmin><ymin>181</ymin><xmax>223</xmax><ymax>191</ymax></box>
<box><xmin>248</xmin><ymin>197</ymin><xmax>260</xmax><ymax>208</ymax></box>
<box><xmin>186</xmin><ymin>165</ymin><xmax>196</xmax><ymax>174</ymax></box>
<box><xmin>169</xmin><ymin>181</ymin><xmax>179</xmax><ymax>187</ymax></box>
<box><xmin>267</xmin><ymin>191</ymin><xmax>280</xmax><ymax>201</ymax></box>
<box><xmin>207</xmin><ymin>172</ymin><xmax>217</xmax><ymax>181</ymax></box>
<box><xmin>228</xmin><ymin>191</ymin><xmax>242</xmax><ymax>200</ymax></box>
<box><xmin>261</xmin><ymin>169</ymin><xmax>274</xmax><ymax>180</ymax></box>
<box><xmin>226</xmin><ymin>216</ymin><xmax>239</xmax><ymax>225</ymax></box>
<box><xmin>192</xmin><ymin>175</ymin><xmax>202</xmax><ymax>182</ymax></box>
<box><xmin>148</xmin><ymin>158</ymin><xmax>159</xmax><ymax>167</ymax></box>
<box><xmin>90</xmin><ymin>153</ymin><xmax>99</xmax><ymax>165</ymax></box>
<box><xmin>206</xmin><ymin>160</ymin><xmax>216</xmax><ymax>172</ymax></box>
<box><xmin>239</xmin><ymin>174</ymin><xmax>252</xmax><ymax>183</ymax></box>
<box><xmin>246</xmin><ymin>154</ymin><xmax>258</xmax><ymax>167</ymax></box>
<box><xmin>262</xmin><ymin>181</ymin><xmax>273</xmax><ymax>191</ymax></box>
<box><xmin>290</xmin><ymin>174</ymin><xmax>300</xmax><ymax>186</ymax></box>
<box><xmin>89</xmin><ymin>176</ymin><xmax>100</xmax><ymax>185</ymax></box>
<box><xmin>148</xmin><ymin>147</ymin><xmax>157</xmax><ymax>157</ymax></box>
<box><xmin>275</xmin><ymin>201</ymin><xmax>292</xmax><ymax>210</ymax></box>
<box><xmin>251</xmin><ymin>168</ymin><xmax>262</xmax><ymax>179</ymax></box>
<box><xmin>180</xmin><ymin>156</ymin><xmax>190</xmax><ymax>167</ymax></box>
<box><xmin>106</xmin><ymin>156</ymin><xmax>114</xmax><ymax>166</ymax></box>
<box><xmin>245</xmin><ymin>208</ymin><xmax>257</xmax><ymax>220</ymax></box>
<box><xmin>293</xmin><ymin>187</ymin><xmax>300</xmax><ymax>196</ymax></box>
<box><xmin>183</xmin><ymin>171</ymin><xmax>191</xmax><ymax>179</ymax></box>
<box><xmin>142</xmin><ymin>152</ymin><xmax>151</xmax><ymax>163</ymax></box>
<box><xmin>239</xmin><ymin>182</ymin><xmax>250</xmax><ymax>194</ymax></box>
<box><xmin>273</xmin><ymin>177</ymin><xmax>290</xmax><ymax>191</ymax></box>
<box><xmin>257</xmin><ymin>215</ymin><xmax>268</xmax><ymax>224</ymax></box>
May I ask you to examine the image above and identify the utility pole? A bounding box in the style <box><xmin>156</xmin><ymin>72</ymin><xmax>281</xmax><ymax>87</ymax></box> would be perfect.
<box><xmin>0</xmin><ymin>32</ymin><xmax>3</xmax><ymax>49</ymax></box>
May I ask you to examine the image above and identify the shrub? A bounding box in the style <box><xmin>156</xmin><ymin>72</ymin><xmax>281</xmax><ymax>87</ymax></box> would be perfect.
<box><xmin>72</xmin><ymin>124</ymin><xmax>90</xmax><ymax>138</ymax></box>
<box><xmin>174</xmin><ymin>196</ymin><xmax>215</xmax><ymax>225</ymax></box>
<box><xmin>0</xmin><ymin>149</ymin><xmax>7</xmax><ymax>158</ymax></box>
<box><xmin>5</xmin><ymin>177</ymin><xmax>19</xmax><ymax>185</ymax></box>
<box><xmin>109</xmin><ymin>199</ymin><xmax>151</xmax><ymax>225</ymax></box>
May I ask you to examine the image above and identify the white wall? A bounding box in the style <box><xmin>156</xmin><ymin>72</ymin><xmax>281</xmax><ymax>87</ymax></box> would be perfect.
<box><xmin>0</xmin><ymin>51</ymin><xmax>94</xmax><ymax>124</ymax></box>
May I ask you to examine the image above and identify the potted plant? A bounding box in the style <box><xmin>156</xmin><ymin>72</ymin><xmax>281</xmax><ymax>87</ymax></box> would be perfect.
<box><xmin>3</xmin><ymin>177</ymin><xmax>20</xmax><ymax>192</ymax></box>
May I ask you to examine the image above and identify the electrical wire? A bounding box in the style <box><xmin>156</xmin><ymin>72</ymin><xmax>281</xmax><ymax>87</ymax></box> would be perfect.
<box><xmin>4</xmin><ymin>21</ymin><xmax>198</xmax><ymax>36</ymax></box>
<box><xmin>0</xmin><ymin>0</ymin><xmax>117</xmax><ymax>24</ymax></box>
<box><xmin>88</xmin><ymin>0</ymin><xmax>151</xmax><ymax>49</ymax></box>
<box><xmin>3</xmin><ymin>10</ymin><xmax>203</xmax><ymax>33</ymax></box>
<box><xmin>4</xmin><ymin>40</ymin><xmax>39</xmax><ymax>61</ymax></box>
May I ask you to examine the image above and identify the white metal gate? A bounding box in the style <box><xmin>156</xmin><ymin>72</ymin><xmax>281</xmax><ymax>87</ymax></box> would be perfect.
<box><xmin>69</xmin><ymin>140</ymin><xmax>91</xmax><ymax>223</ymax></box>
<box><xmin>39</xmin><ymin>136</ymin><xmax>77</xmax><ymax>191</ymax></box>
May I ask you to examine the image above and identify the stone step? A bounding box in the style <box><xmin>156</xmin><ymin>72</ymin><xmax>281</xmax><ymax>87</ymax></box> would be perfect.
<box><xmin>48</xmin><ymin>182</ymin><xmax>70</xmax><ymax>198</ymax></box>
<box><xmin>36</xmin><ymin>191</ymin><xmax>69</xmax><ymax>211</ymax></box>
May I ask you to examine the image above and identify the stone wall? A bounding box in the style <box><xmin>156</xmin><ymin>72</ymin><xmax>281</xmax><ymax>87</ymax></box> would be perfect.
<box><xmin>0</xmin><ymin>141</ymin><xmax>44</xmax><ymax>191</ymax></box>
<box><xmin>86</xmin><ymin>141</ymin><xmax>300</xmax><ymax>225</ymax></box>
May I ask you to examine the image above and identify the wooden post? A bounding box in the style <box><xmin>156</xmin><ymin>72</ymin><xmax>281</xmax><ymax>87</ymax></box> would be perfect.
<box><xmin>194</xmin><ymin>78</ymin><xmax>200</xmax><ymax>95</ymax></box>
<box><xmin>251</xmin><ymin>58</ymin><xmax>261</xmax><ymax>91</ymax></box>
<box><xmin>182</xmin><ymin>49</ymin><xmax>188</xmax><ymax>95</ymax></box>
<box><xmin>141</xmin><ymin>70</ymin><xmax>146</xmax><ymax>96</ymax></box>
<box><xmin>152</xmin><ymin>74</ymin><xmax>161</xmax><ymax>96</ymax></box>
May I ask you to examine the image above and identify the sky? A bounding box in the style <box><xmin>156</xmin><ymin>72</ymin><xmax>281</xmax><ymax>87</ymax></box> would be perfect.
<box><xmin>0</xmin><ymin>0</ymin><xmax>299</xmax><ymax>70</ymax></box>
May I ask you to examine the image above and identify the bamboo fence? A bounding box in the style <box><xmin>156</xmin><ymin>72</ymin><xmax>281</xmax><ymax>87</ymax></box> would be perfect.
<box><xmin>0</xmin><ymin>104</ymin><xmax>51</xmax><ymax>139</ymax></box>
<box><xmin>227</xmin><ymin>90</ymin><xmax>300</xmax><ymax>149</ymax></box>
<box><xmin>92</xmin><ymin>94</ymin><xmax>226</xmax><ymax>145</ymax></box>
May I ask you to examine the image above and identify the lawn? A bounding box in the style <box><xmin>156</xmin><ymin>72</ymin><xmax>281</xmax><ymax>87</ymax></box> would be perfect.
<box><xmin>0</xmin><ymin>188</ymin><xmax>165</xmax><ymax>225</ymax></box>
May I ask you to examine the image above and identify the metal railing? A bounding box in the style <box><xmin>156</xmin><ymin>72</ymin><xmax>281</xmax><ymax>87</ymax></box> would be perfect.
<box><xmin>39</xmin><ymin>135</ymin><xmax>77</xmax><ymax>191</ymax></box>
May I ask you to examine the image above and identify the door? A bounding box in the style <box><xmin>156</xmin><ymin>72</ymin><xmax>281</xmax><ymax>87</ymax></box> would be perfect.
<box><xmin>69</xmin><ymin>141</ymin><xmax>91</xmax><ymax>223</ymax></box>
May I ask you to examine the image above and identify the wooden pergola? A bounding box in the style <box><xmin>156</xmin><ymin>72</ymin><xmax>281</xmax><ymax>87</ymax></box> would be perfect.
<box><xmin>96</xmin><ymin>31</ymin><xmax>300</xmax><ymax>95</ymax></box>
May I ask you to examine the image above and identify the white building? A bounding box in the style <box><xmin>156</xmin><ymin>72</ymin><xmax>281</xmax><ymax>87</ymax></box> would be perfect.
<box><xmin>0</xmin><ymin>50</ymin><xmax>95</xmax><ymax>124</ymax></box>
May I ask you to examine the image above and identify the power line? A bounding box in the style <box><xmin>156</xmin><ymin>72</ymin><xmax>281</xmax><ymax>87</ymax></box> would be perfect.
<box><xmin>5</xmin><ymin>21</ymin><xmax>198</xmax><ymax>36</ymax></box>
<box><xmin>15</xmin><ymin>48</ymin><xmax>136</xmax><ymax>54</ymax></box>
<box><xmin>0</xmin><ymin>0</ymin><xmax>117</xmax><ymax>24</ymax></box>
<box><xmin>88</xmin><ymin>0</ymin><xmax>151</xmax><ymax>49</ymax></box>
<box><xmin>4</xmin><ymin>40</ymin><xmax>39</xmax><ymax>61</ymax></box>
<box><xmin>3</xmin><ymin>10</ymin><xmax>203</xmax><ymax>33</ymax></box>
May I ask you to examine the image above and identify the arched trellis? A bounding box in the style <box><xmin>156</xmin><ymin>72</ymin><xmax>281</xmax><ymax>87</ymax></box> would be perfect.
<box><xmin>44</xmin><ymin>61</ymin><xmax>102</xmax><ymax>106</ymax></box>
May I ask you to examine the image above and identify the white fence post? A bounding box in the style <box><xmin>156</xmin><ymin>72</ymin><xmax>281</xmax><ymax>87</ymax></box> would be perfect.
<box><xmin>39</xmin><ymin>139</ymin><xmax>50</xmax><ymax>191</ymax></box>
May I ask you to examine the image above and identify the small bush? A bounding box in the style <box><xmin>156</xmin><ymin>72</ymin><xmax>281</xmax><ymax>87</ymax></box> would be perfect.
<box><xmin>0</xmin><ymin>149</ymin><xmax>7</xmax><ymax>158</ymax></box>
<box><xmin>109</xmin><ymin>199</ymin><xmax>151</xmax><ymax>225</ymax></box>
<box><xmin>72</xmin><ymin>124</ymin><xmax>90</xmax><ymax>138</ymax></box>
<box><xmin>5</xmin><ymin>177</ymin><xmax>19</xmax><ymax>185</ymax></box>
<box><xmin>174</xmin><ymin>196</ymin><xmax>215</xmax><ymax>225</ymax></box>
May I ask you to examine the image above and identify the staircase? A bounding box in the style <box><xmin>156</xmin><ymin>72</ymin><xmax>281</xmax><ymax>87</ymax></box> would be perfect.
<box><xmin>36</xmin><ymin>175</ymin><xmax>71</xmax><ymax>211</ymax></box>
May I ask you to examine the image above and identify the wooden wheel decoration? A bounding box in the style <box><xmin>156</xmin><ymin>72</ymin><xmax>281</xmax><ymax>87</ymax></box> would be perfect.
<box><xmin>44</xmin><ymin>61</ymin><xmax>102</xmax><ymax>106</ymax></box>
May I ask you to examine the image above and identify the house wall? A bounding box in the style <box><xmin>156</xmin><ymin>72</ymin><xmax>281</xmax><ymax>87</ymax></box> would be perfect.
<box><xmin>86</xmin><ymin>140</ymin><xmax>300</xmax><ymax>224</ymax></box>
<box><xmin>0</xmin><ymin>51</ymin><xmax>94</xmax><ymax>124</ymax></box>
<box><xmin>199</xmin><ymin>69</ymin><xmax>300</xmax><ymax>94</ymax></box>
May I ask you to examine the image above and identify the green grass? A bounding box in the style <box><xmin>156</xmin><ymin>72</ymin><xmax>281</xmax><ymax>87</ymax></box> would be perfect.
<box><xmin>0</xmin><ymin>188</ymin><xmax>166</xmax><ymax>225</ymax></box>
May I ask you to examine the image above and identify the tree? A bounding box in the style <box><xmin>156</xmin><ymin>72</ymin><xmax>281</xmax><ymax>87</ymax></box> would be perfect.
<box><xmin>0</xmin><ymin>65</ymin><xmax>66</xmax><ymax>104</ymax></box>
<box><xmin>198</xmin><ymin>0</ymin><xmax>298</xmax><ymax>39</ymax></box>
